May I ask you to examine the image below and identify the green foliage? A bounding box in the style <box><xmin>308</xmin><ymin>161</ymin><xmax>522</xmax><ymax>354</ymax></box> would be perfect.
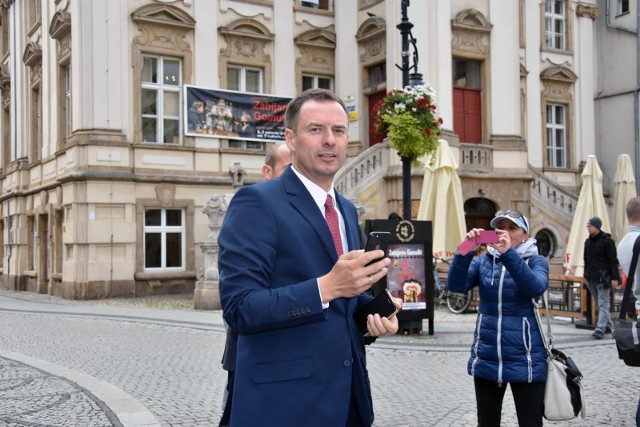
<box><xmin>372</xmin><ymin>84</ymin><xmax>443</xmax><ymax>163</ymax></box>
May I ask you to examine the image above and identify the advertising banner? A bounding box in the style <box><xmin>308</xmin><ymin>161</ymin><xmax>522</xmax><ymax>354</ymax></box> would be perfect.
<box><xmin>184</xmin><ymin>85</ymin><xmax>291</xmax><ymax>142</ymax></box>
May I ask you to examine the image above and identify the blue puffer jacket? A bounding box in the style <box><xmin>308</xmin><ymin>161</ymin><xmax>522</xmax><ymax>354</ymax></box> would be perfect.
<box><xmin>447</xmin><ymin>240</ymin><xmax>549</xmax><ymax>384</ymax></box>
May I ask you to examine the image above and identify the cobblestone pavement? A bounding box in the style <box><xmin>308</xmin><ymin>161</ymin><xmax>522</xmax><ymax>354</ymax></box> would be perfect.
<box><xmin>0</xmin><ymin>290</ymin><xmax>637</xmax><ymax>426</ymax></box>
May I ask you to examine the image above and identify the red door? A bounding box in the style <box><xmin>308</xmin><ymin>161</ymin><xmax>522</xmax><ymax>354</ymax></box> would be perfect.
<box><xmin>368</xmin><ymin>91</ymin><xmax>386</xmax><ymax>147</ymax></box>
<box><xmin>453</xmin><ymin>87</ymin><xmax>482</xmax><ymax>143</ymax></box>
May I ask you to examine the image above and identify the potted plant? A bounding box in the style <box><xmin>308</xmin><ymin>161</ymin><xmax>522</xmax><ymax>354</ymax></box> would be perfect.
<box><xmin>373</xmin><ymin>84</ymin><xmax>443</xmax><ymax>163</ymax></box>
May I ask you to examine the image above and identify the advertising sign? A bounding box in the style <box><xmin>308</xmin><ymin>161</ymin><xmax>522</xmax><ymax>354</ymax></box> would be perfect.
<box><xmin>184</xmin><ymin>85</ymin><xmax>291</xmax><ymax>142</ymax></box>
<box><xmin>387</xmin><ymin>243</ymin><xmax>427</xmax><ymax>310</ymax></box>
<box><xmin>364</xmin><ymin>219</ymin><xmax>434</xmax><ymax>334</ymax></box>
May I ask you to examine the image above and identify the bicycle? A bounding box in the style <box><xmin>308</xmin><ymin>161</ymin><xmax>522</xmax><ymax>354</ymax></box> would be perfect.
<box><xmin>433</xmin><ymin>257</ymin><xmax>473</xmax><ymax>314</ymax></box>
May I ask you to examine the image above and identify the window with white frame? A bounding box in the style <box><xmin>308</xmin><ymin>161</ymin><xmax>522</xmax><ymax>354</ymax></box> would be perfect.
<box><xmin>302</xmin><ymin>74</ymin><xmax>333</xmax><ymax>91</ymax></box>
<box><xmin>144</xmin><ymin>208</ymin><xmax>185</xmax><ymax>271</ymax></box>
<box><xmin>544</xmin><ymin>0</ymin><xmax>565</xmax><ymax>50</ymax></box>
<box><xmin>301</xmin><ymin>0</ymin><xmax>333</xmax><ymax>11</ymax></box>
<box><xmin>141</xmin><ymin>55</ymin><xmax>182</xmax><ymax>144</ymax></box>
<box><xmin>227</xmin><ymin>65</ymin><xmax>263</xmax><ymax>93</ymax></box>
<box><xmin>618</xmin><ymin>0</ymin><xmax>630</xmax><ymax>14</ymax></box>
<box><xmin>546</xmin><ymin>103</ymin><xmax>566</xmax><ymax>168</ymax></box>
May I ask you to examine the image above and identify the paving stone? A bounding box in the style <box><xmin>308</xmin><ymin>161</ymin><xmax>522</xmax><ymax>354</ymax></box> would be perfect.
<box><xmin>0</xmin><ymin>291</ymin><xmax>637</xmax><ymax>426</ymax></box>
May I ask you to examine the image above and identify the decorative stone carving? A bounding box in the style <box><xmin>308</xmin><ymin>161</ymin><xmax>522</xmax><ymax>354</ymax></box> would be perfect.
<box><xmin>155</xmin><ymin>183</ymin><xmax>176</xmax><ymax>206</ymax></box>
<box><xmin>229</xmin><ymin>162</ymin><xmax>246</xmax><ymax>187</ymax></box>
<box><xmin>194</xmin><ymin>194</ymin><xmax>228</xmax><ymax>310</ymax></box>
<box><xmin>202</xmin><ymin>195</ymin><xmax>228</xmax><ymax>240</ymax></box>
<box><xmin>576</xmin><ymin>3</ymin><xmax>598</xmax><ymax>20</ymax></box>
<box><xmin>451</xmin><ymin>8</ymin><xmax>492</xmax><ymax>56</ymax></box>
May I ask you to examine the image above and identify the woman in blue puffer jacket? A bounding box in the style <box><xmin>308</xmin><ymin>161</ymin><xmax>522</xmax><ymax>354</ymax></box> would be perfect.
<box><xmin>447</xmin><ymin>210</ymin><xmax>549</xmax><ymax>427</ymax></box>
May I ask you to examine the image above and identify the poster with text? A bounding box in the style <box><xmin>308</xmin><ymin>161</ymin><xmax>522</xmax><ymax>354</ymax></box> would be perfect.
<box><xmin>184</xmin><ymin>85</ymin><xmax>291</xmax><ymax>142</ymax></box>
<box><xmin>386</xmin><ymin>243</ymin><xmax>427</xmax><ymax>310</ymax></box>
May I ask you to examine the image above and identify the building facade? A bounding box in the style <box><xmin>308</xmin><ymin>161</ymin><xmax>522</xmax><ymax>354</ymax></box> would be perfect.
<box><xmin>0</xmin><ymin>0</ymin><xmax>617</xmax><ymax>299</ymax></box>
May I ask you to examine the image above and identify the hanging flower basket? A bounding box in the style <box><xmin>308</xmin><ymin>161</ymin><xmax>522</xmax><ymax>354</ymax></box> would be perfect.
<box><xmin>372</xmin><ymin>84</ymin><xmax>443</xmax><ymax>163</ymax></box>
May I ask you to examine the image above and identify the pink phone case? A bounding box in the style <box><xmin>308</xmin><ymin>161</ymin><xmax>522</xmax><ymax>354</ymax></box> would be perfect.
<box><xmin>477</xmin><ymin>230</ymin><xmax>500</xmax><ymax>244</ymax></box>
<box><xmin>457</xmin><ymin>239</ymin><xmax>477</xmax><ymax>256</ymax></box>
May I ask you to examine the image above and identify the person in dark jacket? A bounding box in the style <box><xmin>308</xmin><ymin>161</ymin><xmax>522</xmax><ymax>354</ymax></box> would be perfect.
<box><xmin>583</xmin><ymin>216</ymin><xmax>621</xmax><ymax>339</ymax></box>
<box><xmin>447</xmin><ymin>210</ymin><xmax>549</xmax><ymax>427</ymax></box>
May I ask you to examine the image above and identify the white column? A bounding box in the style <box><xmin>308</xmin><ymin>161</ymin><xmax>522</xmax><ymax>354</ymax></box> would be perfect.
<box><xmin>385</xmin><ymin>0</ymin><xmax>403</xmax><ymax>91</ymax></box>
<box><xmin>335</xmin><ymin>0</ymin><xmax>359</xmax><ymax>138</ymax></box>
<box><xmin>273</xmin><ymin>2</ymin><xmax>295</xmax><ymax>95</ymax></box>
<box><xmin>575</xmin><ymin>12</ymin><xmax>597</xmax><ymax>164</ymax></box>
<box><xmin>525</xmin><ymin>0</ymin><xmax>544</xmax><ymax>168</ymax></box>
<box><xmin>412</xmin><ymin>0</ymin><xmax>453</xmax><ymax>133</ymax></box>
<box><xmin>193</xmin><ymin>0</ymin><xmax>218</xmax><ymax>89</ymax></box>
<box><xmin>73</xmin><ymin>0</ymin><xmax>128</xmax><ymax>131</ymax></box>
<box><xmin>489</xmin><ymin>0</ymin><xmax>521</xmax><ymax>136</ymax></box>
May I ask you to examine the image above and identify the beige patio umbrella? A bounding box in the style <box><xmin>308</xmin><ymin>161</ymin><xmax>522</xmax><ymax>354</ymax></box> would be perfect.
<box><xmin>417</xmin><ymin>139</ymin><xmax>466</xmax><ymax>259</ymax></box>
<box><xmin>612</xmin><ymin>154</ymin><xmax>637</xmax><ymax>243</ymax></box>
<box><xmin>564</xmin><ymin>155</ymin><xmax>610</xmax><ymax>276</ymax></box>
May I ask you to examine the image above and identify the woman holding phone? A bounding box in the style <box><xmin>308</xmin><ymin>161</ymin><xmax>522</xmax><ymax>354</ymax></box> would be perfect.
<box><xmin>447</xmin><ymin>210</ymin><xmax>549</xmax><ymax>427</ymax></box>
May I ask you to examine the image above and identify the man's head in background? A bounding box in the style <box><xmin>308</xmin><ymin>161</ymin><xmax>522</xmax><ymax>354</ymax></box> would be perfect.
<box><xmin>262</xmin><ymin>143</ymin><xmax>292</xmax><ymax>180</ymax></box>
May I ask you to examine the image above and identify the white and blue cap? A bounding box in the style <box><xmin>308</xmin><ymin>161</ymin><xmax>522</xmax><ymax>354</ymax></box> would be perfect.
<box><xmin>490</xmin><ymin>210</ymin><xmax>530</xmax><ymax>233</ymax></box>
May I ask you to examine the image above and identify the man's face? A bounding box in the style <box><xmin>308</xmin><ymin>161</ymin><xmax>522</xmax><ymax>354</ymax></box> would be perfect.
<box><xmin>285</xmin><ymin>100</ymin><xmax>348</xmax><ymax>191</ymax></box>
<box><xmin>587</xmin><ymin>224</ymin><xmax>600</xmax><ymax>236</ymax></box>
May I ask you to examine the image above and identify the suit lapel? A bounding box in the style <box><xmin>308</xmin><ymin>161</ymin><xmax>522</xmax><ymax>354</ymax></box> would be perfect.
<box><xmin>281</xmin><ymin>168</ymin><xmax>339</xmax><ymax>261</ymax></box>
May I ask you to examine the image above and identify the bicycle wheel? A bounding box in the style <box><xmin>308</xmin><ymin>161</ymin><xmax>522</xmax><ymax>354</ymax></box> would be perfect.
<box><xmin>447</xmin><ymin>290</ymin><xmax>472</xmax><ymax>314</ymax></box>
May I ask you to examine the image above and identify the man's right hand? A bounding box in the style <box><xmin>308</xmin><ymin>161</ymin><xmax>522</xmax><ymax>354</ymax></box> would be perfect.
<box><xmin>318</xmin><ymin>250</ymin><xmax>390</xmax><ymax>303</ymax></box>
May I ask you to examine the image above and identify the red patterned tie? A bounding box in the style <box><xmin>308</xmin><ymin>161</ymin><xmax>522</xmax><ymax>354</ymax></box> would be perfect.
<box><xmin>324</xmin><ymin>194</ymin><xmax>344</xmax><ymax>256</ymax></box>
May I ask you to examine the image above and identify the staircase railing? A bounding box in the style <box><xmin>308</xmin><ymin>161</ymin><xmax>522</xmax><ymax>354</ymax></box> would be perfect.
<box><xmin>528</xmin><ymin>164</ymin><xmax>577</xmax><ymax>222</ymax></box>
<box><xmin>335</xmin><ymin>142</ymin><xmax>391</xmax><ymax>199</ymax></box>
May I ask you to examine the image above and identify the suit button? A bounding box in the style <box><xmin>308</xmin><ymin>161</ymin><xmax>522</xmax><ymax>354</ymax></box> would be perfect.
<box><xmin>343</xmin><ymin>360</ymin><xmax>351</xmax><ymax>367</ymax></box>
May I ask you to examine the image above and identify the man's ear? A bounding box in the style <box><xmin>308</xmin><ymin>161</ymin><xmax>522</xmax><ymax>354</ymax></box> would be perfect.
<box><xmin>262</xmin><ymin>164</ymin><xmax>273</xmax><ymax>180</ymax></box>
<box><xmin>284</xmin><ymin>128</ymin><xmax>295</xmax><ymax>153</ymax></box>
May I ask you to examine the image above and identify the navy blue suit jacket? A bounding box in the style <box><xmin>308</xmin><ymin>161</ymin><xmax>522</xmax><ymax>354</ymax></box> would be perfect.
<box><xmin>218</xmin><ymin>166</ymin><xmax>374</xmax><ymax>426</ymax></box>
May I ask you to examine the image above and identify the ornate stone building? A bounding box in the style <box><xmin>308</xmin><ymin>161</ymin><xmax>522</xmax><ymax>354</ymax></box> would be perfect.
<box><xmin>0</xmin><ymin>0</ymin><xmax>613</xmax><ymax>298</ymax></box>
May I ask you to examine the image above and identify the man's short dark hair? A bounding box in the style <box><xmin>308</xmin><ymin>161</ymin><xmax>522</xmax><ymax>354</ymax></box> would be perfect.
<box><xmin>627</xmin><ymin>196</ymin><xmax>640</xmax><ymax>222</ymax></box>
<box><xmin>284</xmin><ymin>89</ymin><xmax>348</xmax><ymax>132</ymax></box>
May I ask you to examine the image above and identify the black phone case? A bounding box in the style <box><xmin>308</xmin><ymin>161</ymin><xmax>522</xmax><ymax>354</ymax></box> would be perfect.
<box><xmin>353</xmin><ymin>290</ymin><xmax>398</xmax><ymax>336</ymax></box>
<box><xmin>364</xmin><ymin>231</ymin><xmax>391</xmax><ymax>267</ymax></box>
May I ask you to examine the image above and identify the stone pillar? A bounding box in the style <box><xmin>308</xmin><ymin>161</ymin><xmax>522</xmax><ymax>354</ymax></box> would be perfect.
<box><xmin>194</xmin><ymin>195</ymin><xmax>227</xmax><ymax>310</ymax></box>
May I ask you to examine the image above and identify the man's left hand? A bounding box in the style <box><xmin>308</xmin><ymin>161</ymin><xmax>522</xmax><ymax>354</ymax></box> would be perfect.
<box><xmin>366</xmin><ymin>297</ymin><xmax>402</xmax><ymax>337</ymax></box>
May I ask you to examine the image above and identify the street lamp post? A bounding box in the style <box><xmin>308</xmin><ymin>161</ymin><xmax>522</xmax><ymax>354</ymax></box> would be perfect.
<box><xmin>396</xmin><ymin>0</ymin><xmax>421</xmax><ymax>220</ymax></box>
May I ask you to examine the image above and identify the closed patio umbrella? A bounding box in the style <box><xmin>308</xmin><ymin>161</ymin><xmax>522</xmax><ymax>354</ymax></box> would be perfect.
<box><xmin>612</xmin><ymin>154</ymin><xmax>637</xmax><ymax>243</ymax></box>
<box><xmin>564</xmin><ymin>155</ymin><xmax>610</xmax><ymax>276</ymax></box>
<box><xmin>417</xmin><ymin>139</ymin><xmax>466</xmax><ymax>259</ymax></box>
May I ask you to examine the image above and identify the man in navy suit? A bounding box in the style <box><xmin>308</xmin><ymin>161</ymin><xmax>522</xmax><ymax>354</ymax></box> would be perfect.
<box><xmin>219</xmin><ymin>142</ymin><xmax>292</xmax><ymax>427</ymax></box>
<box><xmin>219</xmin><ymin>89</ymin><xmax>399</xmax><ymax>426</ymax></box>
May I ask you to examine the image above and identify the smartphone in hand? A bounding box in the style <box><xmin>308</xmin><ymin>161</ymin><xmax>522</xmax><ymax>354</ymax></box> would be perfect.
<box><xmin>457</xmin><ymin>238</ymin><xmax>477</xmax><ymax>256</ymax></box>
<box><xmin>353</xmin><ymin>289</ymin><xmax>399</xmax><ymax>336</ymax></box>
<box><xmin>477</xmin><ymin>230</ymin><xmax>500</xmax><ymax>244</ymax></box>
<box><xmin>364</xmin><ymin>231</ymin><xmax>391</xmax><ymax>267</ymax></box>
